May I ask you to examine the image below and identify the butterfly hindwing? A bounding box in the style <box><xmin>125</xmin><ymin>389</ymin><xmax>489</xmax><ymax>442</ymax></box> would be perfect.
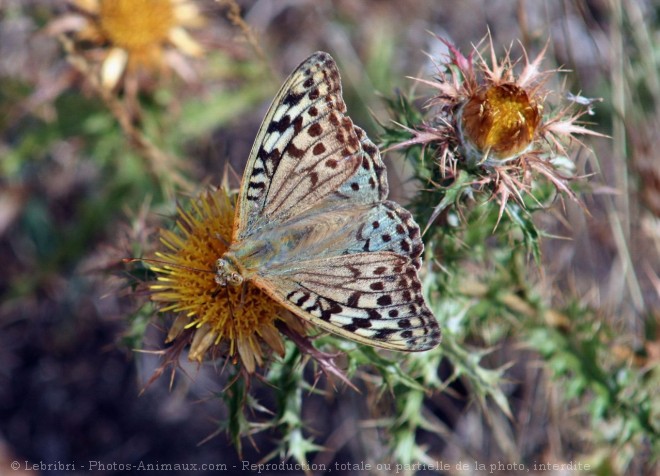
<box><xmin>351</xmin><ymin>201</ymin><xmax>425</xmax><ymax>269</ymax></box>
<box><xmin>251</xmin><ymin>197</ymin><xmax>435</xmax><ymax>351</ymax></box>
<box><xmin>255</xmin><ymin>252</ymin><xmax>440</xmax><ymax>351</ymax></box>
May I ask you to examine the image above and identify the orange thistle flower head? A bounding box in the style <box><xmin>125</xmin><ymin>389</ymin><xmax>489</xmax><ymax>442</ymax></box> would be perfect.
<box><xmin>429</xmin><ymin>36</ymin><xmax>560</xmax><ymax>167</ymax></box>
<box><xmin>398</xmin><ymin>35</ymin><xmax>604</xmax><ymax>220</ymax></box>
<box><xmin>411</xmin><ymin>35</ymin><xmax>603</xmax><ymax>166</ymax></box>
<box><xmin>460</xmin><ymin>82</ymin><xmax>542</xmax><ymax>162</ymax></box>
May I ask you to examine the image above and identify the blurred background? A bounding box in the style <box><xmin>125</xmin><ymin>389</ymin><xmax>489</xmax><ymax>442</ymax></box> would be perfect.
<box><xmin>1</xmin><ymin>0</ymin><xmax>658</xmax><ymax>475</ymax></box>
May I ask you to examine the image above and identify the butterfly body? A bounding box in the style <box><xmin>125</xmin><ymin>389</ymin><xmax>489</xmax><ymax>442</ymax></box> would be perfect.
<box><xmin>216</xmin><ymin>52</ymin><xmax>441</xmax><ymax>352</ymax></box>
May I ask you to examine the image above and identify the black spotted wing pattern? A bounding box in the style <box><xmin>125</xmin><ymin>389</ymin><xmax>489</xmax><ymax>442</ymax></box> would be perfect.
<box><xmin>231</xmin><ymin>52</ymin><xmax>441</xmax><ymax>351</ymax></box>
<box><xmin>255</xmin><ymin>252</ymin><xmax>439</xmax><ymax>351</ymax></box>
<box><xmin>234</xmin><ymin>52</ymin><xmax>363</xmax><ymax>241</ymax></box>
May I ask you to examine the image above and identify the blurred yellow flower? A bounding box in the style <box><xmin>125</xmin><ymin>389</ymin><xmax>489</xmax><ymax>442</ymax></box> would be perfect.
<box><xmin>58</xmin><ymin>0</ymin><xmax>204</xmax><ymax>89</ymax></box>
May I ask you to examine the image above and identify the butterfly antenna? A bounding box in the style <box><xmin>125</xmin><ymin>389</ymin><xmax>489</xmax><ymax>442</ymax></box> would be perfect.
<box><xmin>239</xmin><ymin>281</ymin><xmax>248</xmax><ymax>309</ymax></box>
<box><xmin>123</xmin><ymin>258</ymin><xmax>214</xmax><ymax>274</ymax></box>
<box><xmin>224</xmin><ymin>284</ymin><xmax>235</xmax><ymax>319</ymax></box>
<box><xmin>214</xmin><ymin>232</ymin><xmax>230</xmax><ymax>248</ymax></box>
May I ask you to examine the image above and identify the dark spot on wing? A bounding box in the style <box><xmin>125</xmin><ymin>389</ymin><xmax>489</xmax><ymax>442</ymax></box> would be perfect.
<box><xmin>377</xmin><ymin>295</ymin><xmax>392</xmax><ymax>306</ymax></box>
<box><xmin>308</xmin><ymin>123</ymin><xmax>323</xmax><ymax>137</ymax></box>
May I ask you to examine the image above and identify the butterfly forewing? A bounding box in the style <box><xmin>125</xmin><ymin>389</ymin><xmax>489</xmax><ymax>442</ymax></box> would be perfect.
<box><xmin>234</xmin><ymin>52</ymin><xmax>362</xmax><ymax>241</ymax></box>
<box><xmin>229</xmin><ymin>52</ymin><xmax>441</xmax><ymax>351</ymax></box>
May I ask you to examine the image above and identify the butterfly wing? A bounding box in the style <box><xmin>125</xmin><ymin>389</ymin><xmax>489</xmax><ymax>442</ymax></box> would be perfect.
<box><xmin>331</xmin><ymin>125</ymin><xmax>389</xmax><ymax>204</ymax></box>
<box><xmin>254</xmin><ymin>252</ymin><xmax>440</xmax><ymax>351</ymax></box>
<box><xmin>232</xmin><ymin>51</ymin><xmax>441</xmax><ymax>351</ymax></box>
<box><xmin>252</xmin><ymin>198</ymin><xmax>440</xmax><ymax>351</ymax></box>
<box><xmin>234</xmin><ymin>52</ymin><xmax>364</xmax><ymax>241</ymax></box>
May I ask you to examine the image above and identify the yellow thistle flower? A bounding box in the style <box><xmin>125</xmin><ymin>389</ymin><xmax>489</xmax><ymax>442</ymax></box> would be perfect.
<box><xmin>399</xmin><ymin>36</ymin><xmax>604</xmax><ymax>219</ymax></box>
<box><xmin>148</xmin><ymin>188</ymin><xmax>303</xmax><ymax>374</ymax></box>
<box><xmin>55</xmin><ymin>0</ymin><xmax>204</xmax><ymax>89</ymax></box>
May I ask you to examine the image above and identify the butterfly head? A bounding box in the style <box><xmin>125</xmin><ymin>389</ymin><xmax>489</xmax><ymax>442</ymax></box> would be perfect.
<box><xmin>215</xmin><ymin>257</ymin><xmax>243</xmax><ymax>287</ymax></box>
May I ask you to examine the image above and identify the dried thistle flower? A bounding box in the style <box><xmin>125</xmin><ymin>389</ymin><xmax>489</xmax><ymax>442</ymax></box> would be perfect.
<box><xmin>147</xmin><ymin>187</ymin><xmax>307</xmax><ymax>374</ymax></box>
<box><xmin>397</xmin><ymin>36</ymin><xmax>604</xmax><ymax>222</ymax></box>
<box><xmin>53</xmin><ymin>0</ymin><xmax>204</xmax><ymax>89</ymax></box>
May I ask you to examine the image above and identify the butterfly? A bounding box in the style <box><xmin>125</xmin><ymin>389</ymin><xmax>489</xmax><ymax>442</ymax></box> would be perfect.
<box><xmin>215</xmin><ymin>52</ymin><xmax>441</xmax><ymax>351</ymax></box>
